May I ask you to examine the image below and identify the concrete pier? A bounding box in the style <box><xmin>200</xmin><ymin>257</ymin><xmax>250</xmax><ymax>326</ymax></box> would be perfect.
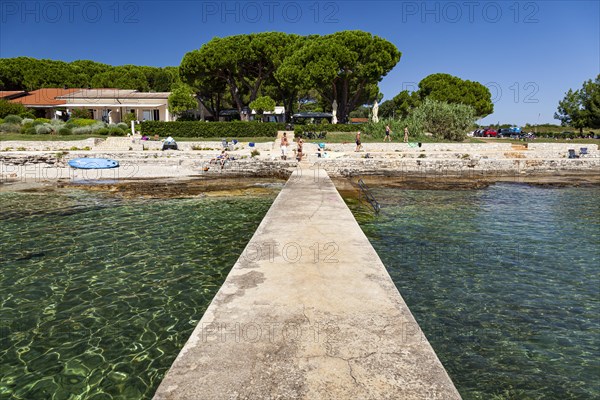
<box><xmin>153</xmin><ymin>166</ymin><xmax>461</xmax><ymax>399</ymax></box>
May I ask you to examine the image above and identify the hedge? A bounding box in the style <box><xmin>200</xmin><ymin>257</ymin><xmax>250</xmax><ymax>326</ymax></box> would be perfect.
<box><xmin>140</xmin><ymin>121</ymin><xmax>286</xmax><ymax>138</ymax></box>
<box><xmin>293</xmin><ymin>123</ymin><xmax>364</xmax><ymax>135</ymax></box>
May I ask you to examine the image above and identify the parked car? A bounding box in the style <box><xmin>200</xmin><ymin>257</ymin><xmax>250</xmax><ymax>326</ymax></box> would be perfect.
<box><xmin>482</xmin><ymin>128</ymin><xmax>497</xmax><ymax>137</ymax></box>
<box><xmin>497</xmin><ymin>127</ymin><xmax>522</xmax><ymax>138</ymax></box>
<box><xmin>498</xmin><ymin>128</ymin><xmax>512</xmax><ymax>137</ymax></box>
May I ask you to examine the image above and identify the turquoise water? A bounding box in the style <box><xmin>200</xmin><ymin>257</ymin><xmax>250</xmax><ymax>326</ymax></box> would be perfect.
<box><xmin>349</xmin><ymin>184</ymin><xmax>599</xmax><ymax>399</ymax></box>
<box><xmin>0</xmin><ymin>189</ymin><xmax>276</xmax><ymax>399</ymax></box>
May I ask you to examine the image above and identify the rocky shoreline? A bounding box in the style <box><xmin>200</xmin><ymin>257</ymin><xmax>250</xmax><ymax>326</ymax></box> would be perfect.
<box><xmin>1</xmin><ymin>139</ymin><xmax>598</xmax><ymax>196</ymax></box>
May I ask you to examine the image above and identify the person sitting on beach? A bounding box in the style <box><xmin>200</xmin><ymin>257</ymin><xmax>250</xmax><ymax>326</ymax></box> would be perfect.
<box><xmin>210</xmin><ymin>150</ymin><xmax>229</xmax><ymax>167</ymax></box>
<box><xmin>219</xmin><ymin>151</ymin><xmax>230</xmax><ymax>168</ymax></box>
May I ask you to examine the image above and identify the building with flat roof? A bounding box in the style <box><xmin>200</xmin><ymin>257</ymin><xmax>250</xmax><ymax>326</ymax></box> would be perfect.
<box><xmin>56</xmin><ymin>89</ymin><xmax>172</xmax><ymax>123</ymax></box>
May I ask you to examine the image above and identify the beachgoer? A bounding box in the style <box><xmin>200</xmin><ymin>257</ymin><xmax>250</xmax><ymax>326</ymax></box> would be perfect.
<box><xmin>212</xmin><ymin>150</ymin><xmax>229</xmax><ymax>168</ymax></box>
<box><xmin>281</xmin><ymin>132</ymin><xmax>289</xmax><ymax>160</ymax></box>
<box><xmin>385</xmin><ymin>125</ymin><xmax>392</xmax><ymax>142</ymax></box>
<box><xmin>296</xmin><ymin>138</ymin><xmax>304</xmax><ymax>161</ymax></box>
<box><xmin>404</xmin><ymin>127</ymin><xmax>409</xmax><ymax>143</ymax></box>
<box><xmin>355</xmin><ymin>131</ymin><xmax>362</xmax><ymax>152</ymax></box>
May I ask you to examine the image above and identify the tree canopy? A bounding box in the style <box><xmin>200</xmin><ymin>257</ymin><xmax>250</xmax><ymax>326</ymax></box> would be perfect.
<box><xmin>179</xmin><ymin>31</ymin><xmax>400</xmax><ymax>122</ymax></box>
<box><xmin>249</xmin><ymin>96</ymin><xmax>276</xmax><ymax>118</ymax></box>
<box><xmin>380</xmin><ymin>73</ymin><xmax>493</xmax><ymax>119</ymax></box>
<box><xmin>416</xmin><ymin>73</ymin><xmax>493</xmax><ymax>117</ymax></box>
<box><xmin>0</xmin><ymin>57</ymin><xmax>178</xmax><ymax>92</ymax></box>
<box><xmin>168</xmin><ymin>84</ymin><xmax>198</xmax><ymax>117</ymax></box>
<box><xmin>2</xmin><ymin>31</ymin><xmax>404</xmax><ymax>123</ymax></box>
<box><xmin>555</xmin><ymin>74</ymin><xmax>600</xmax><ymax>132</ymax></box>
<box><xmin>276</xmin><ymin>31</ymin><xmax>400</xmax><ymax>123</ymax></box>
<box><xmin>180</xmin><ymin>32</ymin><xmax>302</xmax><ymax>120</ymax></box>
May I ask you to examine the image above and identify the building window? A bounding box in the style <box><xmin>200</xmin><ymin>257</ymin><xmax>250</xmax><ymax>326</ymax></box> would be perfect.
<box><xmin>142</xmin><ymin>109</ymin><xmax>161</xmax><ymax>121</ymax></box>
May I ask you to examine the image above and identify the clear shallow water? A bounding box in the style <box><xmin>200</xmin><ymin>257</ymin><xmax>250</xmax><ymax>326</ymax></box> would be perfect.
<box><xmin>0</xmin><ymin>189</ymin><xmax>276</xmax><ymax>399</ymax></box>
<box><xmin>348</xmin><ymin>184</ymin><xmax>599</xmax><ymax>399</ymax></box>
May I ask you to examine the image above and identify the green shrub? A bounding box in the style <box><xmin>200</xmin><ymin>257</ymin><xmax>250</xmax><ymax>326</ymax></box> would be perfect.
<box><xmin>22</xmin><ymin>126</ymin><xmax>37</xmax><ymax>135</ymax></box>
<box><xmin>0</xmin><ymin>100</ymin><xmax>27</xmax><ymax>118</ymax></box>
<box><xmin>122</xmin><ymin>112</ymin><xmax>137</xmax><ymax>126</ymax></box>
<box><xmin>71</xmin><ymin>108</ymin><xmax>92</xmax><ymax>119</ymax></box>
<box><xmin>140</xmin><ymin>121</ymin><xmax>286</xmax><ymax>138</ymax></box>
<box><xmin>414</xmin><ymin>99</ymin><xmax>475</xmax><ymax>141</ymax></box>
<box><xmin>96</xmin><ymin>128</ymin><xmax>110</xmax><ymax>135</ymax></box>
<box><xmin>293</xmin><ymin>123</ymin><xmax>363</xmax><ymax>136</ymax></box>
<box><xmin>361</xmin><ymin>101</ymin><xmax>476</xmax><ymax>142</ymax></box>
<box><xmin>20</xmin><ymin>111</ymin><xmax>35</xmax><ymax>119</ymax></box>
<box><xmin>21</xmin><ymin>118</ymin><xmax>34</xmax><ymax>125</ymax></box>
<box><xmin>108</xmin><ymin>127</ymin><xmax>126</xmax><ymax>136</ymax></box>
<box><xmin>58</xmin><ymin>127</ymin><xmax>72</xmax><ymax>135</ymax></box>
<box><xmin>117</xmin><ymin>122</ymin><xmax>129</xmax><ymax>131</ymax></box>
<box><xmin>68</xmin><ymin>118</ymin><xmax>99</xmax><ymax>127</ymax></box>
<box><xmin>72</xmin><ymin>126</ymin><xmax>92</xmax><ymax>135</ymax></box>
<box><xmin>4</xmin><ymin>115</ymin><xmax>22</xmax><ymax>124</ymax></box>
<box><xmin>35</xmin><ymin>124</ymin><xmax>53</xmax><ymax>134</ymax></box>
<box><xmin>0</xmin><ymin>123</ymin><xmax>21</xmax><ymax>133</ymax></box>
<box><xmin>0</xmin><ymin>118</ymin><xmax>3</xmax><ymax>124</ymax></box>
<box><xmin>34</xmin><ymin>118</ymin><xmax>51</xmax><ymax>125</ymax></box>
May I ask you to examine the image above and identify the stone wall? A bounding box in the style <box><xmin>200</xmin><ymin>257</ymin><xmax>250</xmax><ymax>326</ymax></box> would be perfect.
<box><xmin>0</xmin><ymin>138</ymin><xmax>100</xmax><ymax>151</ymax></box>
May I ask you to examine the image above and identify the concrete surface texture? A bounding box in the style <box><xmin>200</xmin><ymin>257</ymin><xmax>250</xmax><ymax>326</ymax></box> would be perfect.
<box><xmin>153</xmin><ymin>168</ymin><xmax>461</xmax><ymax>399</ymax></box>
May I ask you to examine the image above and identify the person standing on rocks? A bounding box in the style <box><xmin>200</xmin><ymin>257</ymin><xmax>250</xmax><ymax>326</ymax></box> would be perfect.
<box><xmin>281</xmin><ymin>132</ymin><xmax>289</xmax><ymax>160</ymax></box>
<box><xmin>404</xmin><ymin>127</ymin><xmax>409</xmax><ymax>143</ymax></box>
<box><xmin>355</xmin><ymin>131</ymin><xmax>362</xmax><ymax>152</ymax></box>
<box><xmin>296</xmin><ymin>138</ymin><xmax>304</xmax><ymax>161</ymax></box>
<box><xmin>385</xmin><ymin>125</ymin><xmax>392</xmax><ymax>142</ymax></box>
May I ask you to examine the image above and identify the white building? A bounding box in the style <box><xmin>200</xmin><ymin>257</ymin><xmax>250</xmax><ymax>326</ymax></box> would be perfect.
<box><xmin>57</xmin><ymin>89</ymin><xmax>172</xmax><ymax>123</ymax></box>
<box><xmin>251</xmin><ymin>106</ymin><xmax>285</xmax><ymax>123</ymax></box>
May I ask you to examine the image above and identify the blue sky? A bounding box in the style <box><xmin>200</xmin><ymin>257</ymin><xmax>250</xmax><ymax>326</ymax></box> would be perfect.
<box><xmin>1</xmin><ymin>0</ymin><xmax>599</xmax><ymax>126</ymax></box>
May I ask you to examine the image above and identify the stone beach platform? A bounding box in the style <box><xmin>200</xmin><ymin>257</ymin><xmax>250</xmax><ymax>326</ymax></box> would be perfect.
<box><xmin>1</xmin><ymin>138</ymin><xmax>599</xmax><ymax>183</ymax></box>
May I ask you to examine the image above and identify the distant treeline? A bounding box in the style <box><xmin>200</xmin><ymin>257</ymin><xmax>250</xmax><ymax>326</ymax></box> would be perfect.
<box><xmin>0</xmin><ymin>57</ymin><xmax>178</xmax><ymax>92</ymax></box>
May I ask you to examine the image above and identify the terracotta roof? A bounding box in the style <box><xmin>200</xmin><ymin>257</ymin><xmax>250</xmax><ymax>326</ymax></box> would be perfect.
<box><xmin>0</xmin><ymin>91</ymin><xmax>27</xmax><ymax>99</ymax></box>
<box><xmin>10</xmin><ymin>88</ymin><xmax>81</xmax><ymax>106</ymax></box>
<box><xmin>59</xmin><ymin>89</ymin><xmax>170</xmax><ymax>99</ymax></box>
<box><xmin>349</xmin><ymin>117</ymin><xmax>369</xmax><ymax>123</ymax></box>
